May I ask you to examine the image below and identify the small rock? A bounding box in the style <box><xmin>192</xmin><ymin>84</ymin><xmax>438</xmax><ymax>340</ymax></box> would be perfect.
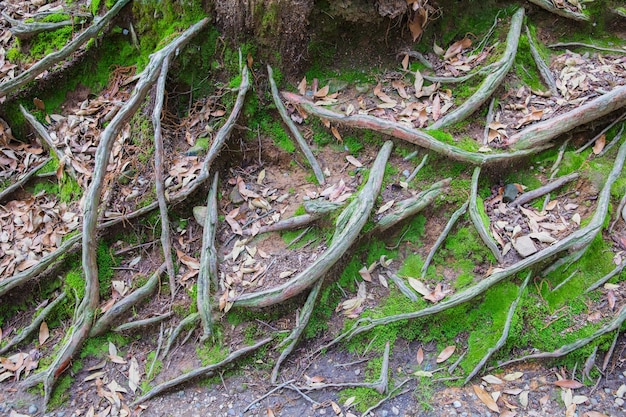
<box><xmin>380</xmin><ymin>410</ymin><xmax>388</xmax><ymax>417</ymax></box>
<box><xmin>229</xmin><ymin>186</ymin><xmax>244</xmax><ymax>204</ymax></box>
<box><xmin>354</xmin><ymin>368</ymin><xmax>361</xmax><ymax>376</ymax></box>
<box><xmin>453</xmin><ymin>400</ymin><xmax>462</xmax><ymax>408</ymax></box>
<box><xmin>177</xmin><ymin>390</ymin><xmax>185</xmax><ymax>397</ymax></box>
<box><xmin>616</xmin><ymin>384</ymin><xmax>626</xmax><ymax>398</ymax></box>
<box><xmin>605</xmin><ymin>388</ymin><xmax>612</xmax><ymax>394</ymax></box>
<box><xmin>236</xmin><ymin>383</ymin><xmax>247</xmax><ymax>393</ymax></box>
<box><xmin>29</xmin><ymin>404</ymin><xmax>38</xmax><ymax>414</ymax></box>
<box><xmin>185</xmin><ymin>145</ymin><xmax>206</xmax><ymax>156</ymax></box>
<box><xmin>513</xmin><ymin>235</ymin><xmax>538</xmax><ymax>257</ymax></box>
<box><xmin>193</xmin><ymin>206</ymin><xmax>207</xmax><ymax>225</ymax></box>
<box><xmin>392</xmin><ymin>406</ymin><xmax>399</xmax><ymax>415</ymax></box>
<box><xmin>502</xmin><ymin>183</ymin><xmax>519</xmax><ymax>203</ymax></box>
<box><xmin>227</xmin><ymin>408</ymin><xmax>236</xmax><ymax>416</ymax></box>
<box><xmin>402</xmin><ymin>169</ymin><xmax>411</xmax><ymax>178</ymax></box>
<box><xmin>616</xmin><ymin>398</ymin><xmax>625</xmax><ymax>407</ymax></box>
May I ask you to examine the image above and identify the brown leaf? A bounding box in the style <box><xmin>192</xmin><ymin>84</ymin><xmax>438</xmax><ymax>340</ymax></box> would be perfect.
<box><xmin>408</xmin><ymin>12</ymin><xmax>426</xmax><ymax>42</ymax></box>
<box><xmin>582</xmin><ymin>412</ymin><xmax>609</xmax><ymax>417</ymax></box>
<box><xmin>298</xmin><ymin>77</ymin><xmax>307</xmax><ymax>95</ymax></box>
<box><xmin>331</xmin><ymin>126</ymin><xmax>343</xmax><ymax>142</ymax></box>
<box><xmin>416</xmin><ymin>347</ymin><xmax>424</xmax><ymax>365</ymax></box>
<box><xmin>436</xmin><ymin>345</ymin><xmax>456</xmax><ymax>363</ymax></box>
<box><xmin>314</xmin><ymin>85</ymin><xmax>329</xmax><ymax>98</ymax></box>
<box><xmin>444</xmin><ymin>38</ymin><xmax>472</xmax><ymax>60</ymax></box>
<box><xmin>38</xmin><ymin>321</ymin><xmax>49</xmax><ymax>345</ymax></box>
<box><xmin>33</xmin><ymin>97</ymin><xmax>45</xmax><ymax>111</ymax></box>
<box><xmin>515</xmin><ymin>107</ymin><xmax>544</xmax><ymax>128</ymax></box>
<box><xmin>424</xmin><ymin>283</ymin><xmax>450</xmax><ymax>303</ymax></box>
<box><xmin>266</xmin><ymin>407</ymin><xmax>276</xmax><ymax>417</ymax></box>
<box><xmin>225</xmin><ymin>216</ymin><xmax>243</xmax><ymax>235</ymax></box>
<box><xmin>473</xmin><ymin>384</ymin><xmax>500</xmax><ymax>413</ymax></box>
<box><xmin>592</xmin><ymin>134</ymin><xmax>605</xmax><ymax>155</ymax></box>
<box><xmin>176</xmin><ymin>249</ymin><xmax>200</xmax><ymax>270</ymax></box>
<box><xmin>346</xmin><ymin>155</ymin><xmax>362</xmax><ymax>167</ymax></box>
<box><xmin>358</xmin><ymin>266</ymin><xmax>372</xmax><ymax>282</ymax></box>
<box><xmin>607</xmin><ymin>290</ymin><xmax>616</xmax><ymax>310</ymax></box>
<box><xmin>554</xmin><ymin>379</ymin><xmax>584</xmax><ymax>389</ymax></box>
<box><xmin>432</xmin><ymin>94</ymin><xmax>441</xmax><ymax>121</ymax></box>
<box><xmin>402</xmin><ymin>54</ymin><xmax>409</xmax><ymax>70</ymax></box>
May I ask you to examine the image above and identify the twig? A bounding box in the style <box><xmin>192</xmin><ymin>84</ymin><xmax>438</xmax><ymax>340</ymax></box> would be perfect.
<box><xmin>511</xmin><ymin>172</ymin><xmax>579</xmax><ymax>207</ymax></box>
<box><xmin>470</xmin><ymin>167</ymin><xmax>503</xmax><ymax>263</ymax></box>
<box><xmin>283</xmin><ymin>384</ymin><xmax>320</xmax><ymax>405</ymax></box>
<box><xmin>318</xmin><ymin>138</ymin><xmax>626</xmax><ymax>352</ymax></box>
<box><xmin>285</xmin><ymin>226</ymin><xmax>313</xmax><ymax>249</ymax></box>
<box><xmin>0</xmin><ymin>0</ymin><xmax>131</xmax><ymax>97</ymax></box>
<box><xmin>241</xmin><ymin>379</ymin><xmax>296</xmax><ymax>415</ymax></box>
<box><xmin>406</xmin><ymin>153</ymin><xmax>428</xmax><ymax>183</ymax></box>
<box><xmin>271</xmin><ymin>278</ymin><xmax>324</xmax><ymax>383</ymax></box>
<box><xmin>609</xmin><ymin>192</ymin><xmax>626</xmax><ymax>232</ymax></box>
<box><xmin>575</xmin><ymin>111</ymin><xmax>626</xmax><ymax>154</ymax></box>
<box><xmin>464</xmin><ymin>272</ymin><xmax>531</xmax><ymax>384</ymax></box>
<box><xmin>548</xmin><ymin>42</ymin><xmax>626</xmax><ymax>54</ymax></box>
<box><xmin>388</xmin><ymin>273</ymin><xmax>418</xmax><ymax>302</ymax></box>
<box><xmin>602</xmin><ymin>330</ymin><xmax>620</xmax><ymax>372</ymax></box>
<box><xmin>161</xmin><ymin>312</ymin><xmax>200</xmax><ymax>359</ymax></box>
<box><xmin>133</xmin><ymin>337</ymin><xmax>273</xmax><ymax>405</ymax></box>
<box><xmin>113</xmin><ymin>312</ymin><xmax>174</xmax><ymax>333</ymax></box>
<box><xmin>528</xmin><ymin>0</ymin><xmax>589</xmax><ymax>21</ymax></box>
<box><xmin>421</xmin><ymin>200</ymin><xmax>468</xmax><ymax>278</ymax></box>
<box><xmin>362</xmin><ymin>379</ymin><xmax>413</xmax><ymax>417</ymax></box>
<box><xmin>152</xmin><ymin>56</ymin><xmax>176</xmax><ymax>300</ymax></box>
<box><xmin>585</xmin><ymin>259</ymin><xmax>626</xmax><ymax>294</ymax></box>
<box><xmin>2</xmin><ymin>12</ymin><xmax>81</xmax><ymax>39</ymax></box>
<box><xmin>525</xmin><ymin>25</ymin><xmax>558</xmax><ymax>95</ymax></box>
<box><xmin>551</xmin><ymin>269</ymin><xmax>578</xmax><ymax>293</ymax></box>
<box><xmin>428</xmin><ymin>8</ymin><xmax>524</xmax><ymax>130</ymax></box>
<box><xmin>268</xmin><ymin>65</ymin><xmax>325</xmax><ymax>185</ymax></box>
<box><xmin>494</xmin><ymin>305</ymin><xmax>626</xmax><ymax>369</ymax></box>
<box><xmin>148</xmin><ymin>323</ymin><xmax>165</xmax><ymax>380</ymax></box>
<box><xmin>0</xmin><ymin>156</ymin><xmax>51</xmax><ymax>203</ymax></box>
<box><xmin>0</xmin><ymin>291</ymin><xmax>67</xmax><ymax>355</ymax></box>
<box><xmin>550</xmin><ymin>137</ymin><xmax>571</xmax><ymax>178</ymax></box>
<box><xmin>198</xmin><ymin>173</ymin><xmax>219</xmax><ymax>340</ymax></box>
<box><xmin>483</xmin><ymin>98</ymin><xmax>496</xmax><ymax>145</ymax></box>
<box><xmin>398</xmin><ymin>50</ymin><xmax>433</xmax><ymax>70</ymax></box>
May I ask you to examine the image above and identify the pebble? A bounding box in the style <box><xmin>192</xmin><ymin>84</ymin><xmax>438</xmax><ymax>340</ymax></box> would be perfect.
<box><xmin>236</xmin><ymin>384</ymin><xmax>247</xmax><ymax>393</ymax></box>
<box><xmin>392</xmin><ymin>406</ymin><xmax>399</xmax><ymax>415</ymax></box>
<box><xmin>453</xmin><ymin>400</ymin><xmax>462</xmax><ymax>408</ymax></box>
<box><xmin>29</xmin><ymin>405</ymin><xmax>38</xmax><ymax>414</ymax></box>
<box><xmin>402</xmin><ymin>169</ymin><xmax>411</xmax><ymax>178</ymax></box>
<box><xmin>605</xmin><ymin>388</ymin><xmax>612</xmax><ymax>394</ymax></box>
<box><xmin>615</xmin><ymin>398</ymin><xmax>625</xmax><ymax>407</ymax></box>
<box><xmin>227</xmin><ymin>409</ymin><xmax>236</xmax><ymax>416</ymax></box>
<box><xmin>178</xmin><ymin>390</ymin><xmax>185</xmax><ymax>397</ymax></box>
<box><xmin>380</xmin><ymin>410</ymin><xmax>388</xmax><ymax>417</ymax></box>
<box><xmin>354</xmin><ymin>368</ymin><xmax>361</xmax><ymax>376</ymax></box>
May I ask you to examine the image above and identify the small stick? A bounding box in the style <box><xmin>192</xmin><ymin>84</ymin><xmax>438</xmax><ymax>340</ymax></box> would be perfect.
<box><xmin>549</xmin><ymin>137</ymin><xmax>571</xmax><ymax>178</ymax></box>
<box><xmin>0</xmin><ymin>156</ymin><xmax>51</xmax><ymax>203</ymax></box>
<box><xmin>268</xmin><ymin>64</ymin><xmax>325</xmax><ymax>185</ymax></box>
<box><xmin>406</xmin><ymin>153</ymin><xmax>428</xmax><ymax>183</ymax></box>
<box><xmin>113</xmin><ymin>312</ymin><xmax>173</xmax><ymax>333</ymax></box>
<box><xmin>464</xmin><ymin>271</ymin><xmax>530</xmax><ymax>384</ymax></box>
<box><xmin>388</xmin><ymin>273</ymin><xmax>418</xmax><ymax>302</ymax></box>
<box><xmin>525</xmin><ymin>25</ymin><xmax>558</xmax><ymax>95</ymax></box>
<box><xmin>241</xmin><ymin>379</ymin><xmax>296</xmax><ymax>415</ymax></box>
<box><xmin>609</xmin><ymin>192</ymin><xmax>626</xmax><ymax>232</ymax></box>
<box><xmin>470</xmin><ymin>167</ymin><xmax>503</xmax><ymax>263</ymax></box>
<box><xmin>421</xmin><ymin>200</ymin><xmax>468</xmax><ymax>278</ymax></box>
<box><xmin>483</xmin><ymin>98</ymin><xmax>496</xmax><ymax>145</ymax></box>
<box><xmin>161</xmin><ymin>312</ymin><xmax>200</xmax><ymax>358</ymax></box>
<box><xmin>133</xmin><ymin>337</ymin><xmax>273</xmax><ymax>405</ymax></box>
<box><xmin>575</xmin><ymin>111</ymin><xmax>626</xmax><ymax>154</ymax></box>
<box><xmin>602</xmin><ymin>330</ymin><xmax>620</xmax><ymax>372</ymax></box>
<box><xmin>362</xmin><ymin>379</ymin><xmax>412</xmax><ymax>417</ymax></box>
<box><xmin>285</xmin><ymin>226</ymin><xmax>313</xmax><ymax>248</ymax></box>
<box><xmin>548</xmin><ymin>42</ymin><xmax>626</xmax><ymax>54</ymax></box>
<box><xmin>148</xmin><ymin>323</ymin><xmax>165</xmax><ymax>380</ymax></box>
<box><xmin>283</xmin><ymin>384</ymin><xmax>320</xmax><ymax>405</ymax></box>
<box><xmin>551</xmin><ymin>269</ymin><xmax>578</xmax><ymax>293</ymax></box>
<box><xmin>585</xmin><ymin>259</ymin><xmax>626</xmax><ymax>294</ymax></box>
<box><xmin>598</xmin><ymin>123</ymin><xmax>625</xmax><ymax>158</ymax></box>
<box><xmin>510</xmin><ymin>172</ymin><xmax>579</xmax><ymax>207</ymax></box>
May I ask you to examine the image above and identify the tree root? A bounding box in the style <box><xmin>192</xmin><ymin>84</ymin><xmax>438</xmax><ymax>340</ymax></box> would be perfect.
<box><xmin>428</xmin><ymin>8</ymin><xmax>524</xmax><ymax>130</ymax></box>
<box><xmin>2</xmin><ymin>12</ymin><xmax>83</xmax><ymax>39</ymax></box>
<box><xmin>90</xmin><ymin>263</ymin><xmax>167</xmax><ymax>337</ymax></box>
<box><xmin>527</xmin><ymin>0</ymin><xmax>589</xmax><ymax>21</ymax></box>
<box><xmin>161</xmin><ymin>312</ymin><xmax>200</xmax><ymax>359</ymax></box>
<box><xmin>494</xmin><ymin>305</ymin><xmax>626</xmax><ymax>370</ymax></box>
<box><xmin>511</xmin><ymin>172</ymin><xmax>579</xmax><ymax>207</ymax></box>
<box><xmin>373</xmin><ymin>178</ymin><xmax>450</xmax><ymax>233</ymax></box>
<box><xmin>463</xmin><ymin>272</ymin><xmax>531</xmax><ymax>384</ymax></box>
<box><xmin>483</xmin><ymin>98</ymin><xmax>496</xmax><ymax>145</ymax></box>
<box><xmin>0</xmin><ymin>291</ymin><xmax>67</xmax><ymax>355</ymax></box>
<box><xmin>362</xmin><ymin>378</ymin><xmax>413</xmax><ymax>417</ymax></box>
<box><xmin>421</xmin><ymin>200</ymin><xmax>468</xmax><ymax>278</ymax></box>
<box><xmin>282</xmin><ymin>92</ymin><xmax>548</xmax><ymax>166</ymax></box>
<box><xmin>548</xmin><ymin>42</ymin><xmax>626</xmax><ymax>54</ymax></box>
<box><xmin>0</xmin><ymin>0</ymin><xmax>131</xmax><ymax>98</ymax></box>
<box><xmin>510</xmin><ymin>85</ymin><xmax>626</xmax><ymax>150</ymax></box>
<box><xmin>152</xmin><ymin>56</ymin><xmax>176</xmax><ymax>300</ymax></box>
<box><xmin>388</xmin><ymin>273</ymin><xmax>419</xmax><ymax>302</ymax></box>
<box><xmin>271</xmin><ymin>277</ymin><xmax>324</xmax><ymax>383</ymax></box>
<box><xmin>268</xmin><ymin>64</ymin><xmax>325</xmax><ymax>185</ymax></box>
<box><xmin>525</xmin><ymin>25</ymin><xmax>558</xmax><ymax>95</ymax></box>
<box><xmin>405</xmin><ymin>153</ymin><xmax>428</xmax><ymax>183</ymax></box>
<box><xmin>585</xmin><ymin>259</ymin><xmax>626</xmax><ymax>294</ymax></box>
<box><xmin>319</xmin><ymin>137</ymin><xmax>626</xmax><ymax>352</ymax></box>
<box><xmin>575</xmin><ymin>111</ymin><xmax>626</xmax><ymax>154</ymax></box>
<box><xmin>20</xmin><ymin>105</ymin><xmax>80</xmax><ymax>183</ymax></box>
<box><xmin>470</xmin><ymin>167</ymin><xmax>503</xmax><ymax>263</ymax></box>
<box><xmin>241</xmin><ymin>379</ymin><xmax>297</xmax><ymax>415</ymax></box>
<box><xmin>198</xmin><ymin>173</ymin><xmax>219</xmax><ymax>341</ymax></box>
<box><xmin>133</xmin><ymin>337</ymin><xmax>273</xmax><ymax>405</ymax></box>
<box><xmin>231</xmin><ymin>141</ymin><xmax>394</xmax><ymax>309</ymax></box>
<box><xmin>113</xmin><ymin>312</ymin><xmax>174</xmax><ymax>333</ymax></box>
<box><xmin>20</xmin><ymin>18</ymin><xmax>210</xmax><ymax>409</ymax></box>
<box><xmin>0</xmin><ymin>156</ymin><xmax>51</xmax><ymax>203</ymax></box>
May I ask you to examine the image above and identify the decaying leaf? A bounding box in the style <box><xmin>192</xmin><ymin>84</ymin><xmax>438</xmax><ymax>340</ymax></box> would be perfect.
<box><xmin>128</xmin><ymin>357</ymin><xmax>140</xmax><ymax>393</ymax></box>
<box><xmin>503</xmin><ymin>371</ymin><xmax>524</xmax><ymax>381</ymax></box>
<box><xmin>515</xmin><ymin>107</ymin><xmax>544</xmax><ymax>128</ymax></box>
<box><xmin>346</xmin><ymin>155</ymin><xmax>362</xmax><ymax>167</ymax></box>
<box><xmin>416</xmin><ymin>346</ymin><xmax>424</xmax><ymax>365</ymax></box>
<box><xmin>359</xmin><ymin>266</ymin><xmax>372</xmax><ymax>282</ymax></box>
<box><xmin>424</xmin><ymin>283</ymin><xmax>450</xmax><ymax>303</ymax></box>
<box><xmin>377</xmin><ymin>200</ymin><xmax>395</xmax><ymax>214</ymax></box>
<box><xmin>473</xmin><ymin>384</ymin><xmax>500</xmax><ymax>413</ymax></box>
<box><xmin>554</xmin><ymin>379</ymin><xmax>584</xmax><ymax>389</ymax></box>
<box><xmin>592</xmin><ymin>134</ymin><xmax>606</xmax><ymax>154</ymax></box>
<box><xmin>482</xmin><ymin>374</ymin><xmax>504</xmax><ymax>385</ymax></box>
<box><xmin>444</xmin><ymin>38</ymin><xmax>472</xmax><ymax>60</ymax></box>
<box><xmin>436</xmin><ymin>345</ymin><xmax>456</xmax><ymax>363</ymax></box>
<box><xmin>407</xmin><ymin>277</ymin><xmax>430</xmax><ymax>296</ymax></box>
<box><xmin>38</xmin><ymin>321</ymin><xmax>49</xmax><ymax>345</ymax></box>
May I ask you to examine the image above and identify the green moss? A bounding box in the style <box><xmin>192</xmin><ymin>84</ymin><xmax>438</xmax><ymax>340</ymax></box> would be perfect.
<box><xmin>514</xmin><ymin>34</ymin><xmax>544</xmax><ymax>91</ymax></box>
<box><xmin>49</xmin><ymin>374</ymin><xmax>72</xmax><ymax>408</ymax></box>
<box><xmin>343</xmin><ymin>135</ymin><xmax>364</xmax><ymax>155</ymax></box>
<box><xmin>64</xmin><ymin>268</ymin><xmax>85</xmax><ymax>299</ymax></box>
<box><xmin>281</xmin><ymin>227</ymin><xmax>320</xmax><ymax>248</ymax></box>
<box><xmin>29</xmin><ymin>26</ymin><xmax>73</xmax><ymax>60</ymax></box>
<box><xmin>80</xmin><ymin>333</ymin><xmax>128</xmax><ymax>359</ymax></box>
<box><xmin>97</xmin><ymin>241</ymin><xmax>118</xmax><ymax>298</ymax></box>
<box><xmin>6</xmin><ymin>47</ymin><xmax>22</xmax><ymax>63</ymax></box>
<box><xmin>145</xmin><ymin>350</ymin><xmax>162</xmax><ymax>380</ymax></box>
<box><xmin>196</xmin><ymin>343</ymin><xmax>227</xmax><ymax>366</ymax></box>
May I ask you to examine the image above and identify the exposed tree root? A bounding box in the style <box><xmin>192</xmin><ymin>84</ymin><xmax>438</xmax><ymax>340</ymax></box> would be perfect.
<box><xmin>282</xmin><ymin>92</ymin><xmax>548</xmax><ymax>166</ymax></box>
<box><xmin>268</xmin><ymin>64</ymin><xmax>325</xmax><ymax>185</ymax></box>
<box><xmin>0</xmin><ymin>0</ymin><xmax>131</xmax><ymax>98</ymax></box>
<box><xmin>152</xmin><ymin>56</ymin><xmax>176</xmax><ymax>300</ymax></box>
<box><xmin>525</xmin><ymin>25</ymin><xmax>558</xmax><ymax>95</ymax></box>
<box><xmin>2</xmin><ymin>12</ymin><xmax>85</xmax><ymax>39</ymax></box>
<box><xmin>161</xmin><ymin>312</ymin><xmax>200</xmax><ymax>359</ymax></box>
<box><xmin>511</xmin><ymin>172</ymin><xmax>579</xmax><ymax>207</ymax></box>
<box><xmin>389</xmin><ymin>273</ymin><xmax>419</xmax><ymax>302</ymax></box>
<box><xmin>362</xmin><ymin>378</ymin><xmax>413</xmax><ymax>417</ymax></box>
<box><xmin>242</xmin><ymin>379</ymin><xmax>297</xmax><ymax>415</ymax></box>
<box><xmin>319</xmin><ymin>138</ymin><xmax>626</xmax><ymax>352</ymax></box>
<box><xmin>548</xmin><ymin>42</ymin><xmax>626</xmax><ymax>54</ymax></box>
<box><xmin>198</xmin><ymin>173</ymin><xmax>219</xmax><ymax>341</ymax></box>
<box><xmin>0</xmin><ymin>156</ymin><xmax>51</xmax><ymax>203</ymax></box>
<box><xmin>585</xmin><ymin>259</ymin><xmax>626</xmax><ymax>294</ymax></box>
<box><xmin>494</xmin><ymin>305</ymin><xmax>626</xmax><ymax>370</ymax></box>
<box><xmin>271</xmin><ymin>277</ymin><xmax>324</xmax><ymax>383</ymax></box>
<box><xmin>0</xmin><ymin>291</ymin><xmax>66</xmax><ymax>355</ymax></box>
<box><xmin>470</xmin><ymin>167</ymin><xmax>503</xmax><ymax>263</ymax></box>
<box><xmin>510</xmin><ymin>85</ymin><xmax>626</xmax><ymax>150</ymax></box>
<box><xmin>405</xmin><ymin>153</ymin><xmax>428</xmax><ymax>183</ymax></box>
<box><xmin>421</xmin><ymin>200</ymin><xmax>468</xmax><ymax>279</ymax></box>
<box><xmin>483</xmin><ymin>98</ymin><xmax>496</xmax><ymax>145</ymax></box>
<box><xmin>463</xmin><ymin>272</ymin><xmax>531</xmax><ymax>384</ymax></box>
<box><xmin>428</xmin><ymin>8</ymin><xmax>524</xmax><ymax>130</ymax></box>
<box><xmin>20</xmin><ymin>18</ymin><xmax>210</xmax><ymax>409</ymax></box>
<box><xmin>133</xmin><ymin>337</ymin><xmax>273</xmax><ymax>405</ymax></box>
<box><xmin>113</xmin><ymin>312</ymin><xmax>174</xmax><ymax>333</ymax></box>
<box><xmin>527</xmin><ymin>0</ymin><xmax>589</xmax><ymax>21</ymax></box>
<box><xmin>20</xmin><ymin>105</ymin><xmax>80</xmax><ymax>183</ymax></box>
<box><xmin>231</xmin><ymin>141</ymin><xmax>394</xmax><ymax>309</ymax></box>
<box><xmin>90</xmin><ymin>263</ymin><xmax>167</xmax><ymax>337</ymax></box>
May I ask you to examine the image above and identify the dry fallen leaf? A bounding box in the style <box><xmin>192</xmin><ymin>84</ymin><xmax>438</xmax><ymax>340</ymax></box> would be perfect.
<box><xmin>38</xmin><ymin>321</ymin><xmax>49</xmax><ymax>345</ymax></box>
<box><xmin>554</xmin><ymin>379</ymin><xmax>584</xmax><ymax>389</ymax></box>
<box><xmin>314</xmin><ymin>84</ymin><xmax>329</xmax><ymax>98</ymax></box>
<box><xmin>592</xmin><ymin>134</ymin><xmax>606</xmax><ymax>155</ymax></box>
<box><xmin>503</xmin><ymin>371</ymin><xmax>524</xmax><ymax>381</ymax></box>
<box><xmin>377</xmin><ymin>200</ymin><xmax>395</xmax><ymax>214</ymax></box>
<box><xmin>436</xmin><ymin>345</ymin><xmax>456</xmax><ymax>363</ymax></box>
<box><xmin>298</xmin><ymin>77</ymin><xmax>307</xmax><ymax>95</ymax></box>
<box><xmin>408</xmin><ymin>277</ymin><xmax>430</xmax><ymax>296</ymax></box>
<box><xmin>482</xmin><ymin>374</ymin><xmax>504</xmax><ymax>385</ymax></box>
<box><xmin>444</xmin><ymin>37</ymin><xmax>472</xmax><ymax>60</ymax></box>
<box><xmin>346</xmin><ymin>155</ymin><xmax>362</xmax><ymax>167</ymax></box>
<box><xmin>402</xmin><ymin>54</ymin><xmax>410</xmax><ymax>70</ymax></box>
<box><xmin>359</xmin><ymin>266</ymin><xmax>372</xmax><ymax>282</ymax></box>
<box><xmin>416</xmin><ymin>346</ymin><xmax>424</xmax><ymax>365</ymax></box>
<box><xmin>473</xmin><ymin>384</ymin><xmax>500</xmax><ymax>413</ymax></box>
<box><xmin>128</xmin><ymin>357</ymin><xmax>140</xmax><ymax>393</ymax></box>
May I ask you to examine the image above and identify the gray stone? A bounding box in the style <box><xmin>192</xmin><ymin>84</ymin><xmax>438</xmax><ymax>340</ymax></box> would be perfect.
<box><xmin>381</xmin><ymin>410</ymin><xmax>388</xmax><ymax>417</ymax></box>
<box><xmin>193</xmin><ymin>206</ymin><xmax>207</xmax><ymax>225</ymax></box>
<box><xmin>392</xmin><ymin>406</ymin><xmax>399</xmax><ymax>415</ymax></box>
<box><xmin>236</xmin><ymin>383</ymin><xmax>247</xmax><ymax>393</ymax></box>
<box><xmin>453</xmin><ymin>400</ymin><xmax>462</xmax><ymax>408</ymax></box>
<box><xmin>29</xmin><ymin>405</ymin><xmax>38</xmax><ymax>414</ymax></box>
<box><xmin>513</xmin><ymin>235</ymin><xmax>538</xmax><ymax>257</ymax></box>
<box><xmin>229</xmin><ymin>186</ymin><xmax>244</xmax><ymax>204</ymax></box>
<box><xmin>185</xmin><ymin>145</ymin><xmax>205</xmax><ymax>156</ymax></box>
<box><xmin>502</xmin><ymin>183</ymin><xmax>519</xmax><ymax>203</ymax></box>
<box><xmin>615</xmin><ymin>398</ymin><xmax>625</xmax><ymax>407</ymax></box>
<box><xmin>402</xmin><ymin>169</ymin><xmax>411</xmax><ymax>178</ymax></box>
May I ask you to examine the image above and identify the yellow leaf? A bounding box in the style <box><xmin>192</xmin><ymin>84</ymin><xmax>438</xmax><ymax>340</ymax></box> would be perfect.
<box><xmin>331</xmin><ymin>126</ymin><xmax>343</xmax><ymax>142</ymax></box>
<box><xmin>402</xmin><ymin>54</ymin><xmax>409</xmax><ymax>70</ymax></box>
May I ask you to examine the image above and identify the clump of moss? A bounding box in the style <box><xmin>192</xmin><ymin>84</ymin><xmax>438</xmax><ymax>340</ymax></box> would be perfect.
<box><xmin>29</xmin><ymin>26</ymin><xmax>73</xmax><ymax>60</ymax></box>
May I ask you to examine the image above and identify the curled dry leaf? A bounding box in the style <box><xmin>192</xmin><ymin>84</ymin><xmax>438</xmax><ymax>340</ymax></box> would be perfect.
<box><xmin>503</xmin><ymin>371</ymin><xmax>524</xmax><ymax>381</ymax></box>
<box><xmin>359</xmin><ymin>266</ymin><xmax>372</xmax><ymax>282</ymax></box>
<box><xmin>408</xmin><ymin>277</ymin><xmax>430</xmax><ymax>296</ymax></box>
<box><xmin>444</xmin><ymin>37</ymin><xmax>472</xmax><ymax>60</ymax></box>
<box><xmin>436</xmin><ymin>345</ymin><xmax>456</xmax><ymax>363</ymax></box>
